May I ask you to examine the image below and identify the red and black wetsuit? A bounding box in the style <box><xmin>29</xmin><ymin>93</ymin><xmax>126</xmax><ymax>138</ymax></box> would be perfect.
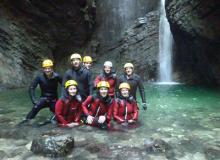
<box><xmin>82</xmin><ymin>94</ymin><xmax>114</xmax><ymax>128</ymax></box>
<box><xmin>26</xmin><ymin>72</ymin><xmax>62</xmax><ymax>120</ymax></box>
<box><xmin>94</xmin><ymin>72</ymin><xmax>117</xmax><ymax>97</ymax></box>
<box><xmin>113</xmin><ymin>96</ymin><xmax>139</xmax><ymax>123</ymax></box>
<box><xmin>55</xmin><ymin>96</ymin><xmax>82</xmax><ymax>126</ymax></box>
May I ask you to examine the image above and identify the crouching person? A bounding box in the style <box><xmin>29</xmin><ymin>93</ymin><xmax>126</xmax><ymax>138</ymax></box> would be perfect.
<box><xmin>82</xmin><ymin>81</ymin><xmax>114</xmax><ymax>129</ymax></box>
<box><xmin>114</xmin><ymin>83</ymin><xmax>138</xmax><ymax>126</ymax></box>
<box><xmin>55</xmin><ymin>80</ymin><xmax>82</xmax><ymax>128</ymax></box>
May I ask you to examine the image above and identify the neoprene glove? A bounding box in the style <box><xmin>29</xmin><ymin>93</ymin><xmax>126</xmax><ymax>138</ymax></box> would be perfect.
<box><xmin>142</xmin><ymin>103</ymin><xmax>147</xmax><ymax>110</ymax></box>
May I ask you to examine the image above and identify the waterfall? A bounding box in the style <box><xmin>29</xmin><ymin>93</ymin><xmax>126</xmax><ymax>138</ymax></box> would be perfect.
<box><xmin>158</xmin><ymin>0</ymin><xmax>173</xmax><ymax>82</ymax></box>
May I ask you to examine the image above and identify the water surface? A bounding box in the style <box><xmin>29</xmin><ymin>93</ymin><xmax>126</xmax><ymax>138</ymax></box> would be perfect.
<box><xmin>0</xmin><ymin>84</ymin><xmax>220</xmax><ymax>159</ymax></box>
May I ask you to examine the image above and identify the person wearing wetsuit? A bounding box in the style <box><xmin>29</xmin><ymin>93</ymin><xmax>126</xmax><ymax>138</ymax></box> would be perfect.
<box><xmin>114</xmin><ymin>82</ymin><xmax>138</xmax><ymax>125</ymax></box>
<box><xmin>82</xmin><ymin>81</ymin><xmax>115</xmax><ymax>129</ymax></box>
<box><xmin>25</xmin><ymin>59</ymin><xmax>62</xmax><ymax>120</ymax></box>
<box><xmin>117</xmin><ymin>63</ymin><xmax>147</xmax><ymax>110</ymax></box>
<box><xmin>94</xmin><ymin>61</ymin><xmax>117</xmax><ymax>98</ymax></box>
<box><xmin>83</xmin><ymin>56</ymin><xmax>93</xmax><ymax>70</ymax></box>
<box><xmin>62</xmin><ymin>53</ymin><xmax>93</xmax><ymax>101</ymax></box>
<box><xmin>55</xmin><ymin>80</ymin><xmax>82</xmax><ymax>127</ymax></box>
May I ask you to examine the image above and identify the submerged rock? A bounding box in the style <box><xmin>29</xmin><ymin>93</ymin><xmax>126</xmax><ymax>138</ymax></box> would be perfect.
<box><xmin>144</xmin><ymin>138</ymin><xmax>175</xmax><ymax>159</ymax></box>
<box><xmin>144</xmin><ymin>138</ymin><xmax>172</xmax><ymax>153</ymax></box>
<box><xmin>0</xmin><ymin>150</ymin><xmax>7</xmax><ymax>159</ymax></box>
<box><xmin>31</xmin><ymin>135</ymin><xmax>74</xmax><ymax>157</ymax></box>
<box><xmin>204</xmin><ymin>140</ymin><xmax>220</xmax><ymax>160</ymax></box>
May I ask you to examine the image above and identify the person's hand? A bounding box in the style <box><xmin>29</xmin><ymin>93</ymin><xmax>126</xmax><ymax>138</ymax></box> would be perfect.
<box><xmin>67</xmin><ymin>122</ymin><xmax>80</xmax><ymax>127</ymax></box>
<box><xmin>98</xmin><ymin>116</ymin><xmax>106</xmax><ymax>124</ymax></box>
<box><xmin>33</xmin><ymin>100</ymin><xmax>38</xmax><ymax>105</ymax></box>
<box><xmin>67</xmin><ymin>123</ymin><xmax>75</xmax><ymax>128</ymax></box>
<box><xmin>107</xmin><ymin>123</ymin><xmax>111</xmax><ymax>129</ymax></box>
<box><xmin>142</xmin><ymin>103</ymin><xmax>147</xmax><ymax>110</ymax></box>
<box><xmin>121</xmin><ymin>121</ymin><xmax>128</xmax><ymax>126</ymax></box>
<box><xmin>87</xmin><ymin>115</ymin><xmax>94</xmax><ymax>124</ymax></box>
<box><xmin>128</xmin><ymin>119</ymin><xmax>136</xmax><ymax>123</ymax></box>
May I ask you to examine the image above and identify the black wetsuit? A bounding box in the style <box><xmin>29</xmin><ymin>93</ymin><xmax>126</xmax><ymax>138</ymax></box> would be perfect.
<box><xmin>62</xmin><ymin>66</ymin><xmax>93</xmax><ymax>101</ymax></box>
<box><xmin>117</xmin><ymin>73</ymin><xmax>146</xmax><ymax>103</ymax></box>
<box><xmin>26</xmin><ymin>72</ymin><xmax>62</xmax><ymax>120</ymax></box>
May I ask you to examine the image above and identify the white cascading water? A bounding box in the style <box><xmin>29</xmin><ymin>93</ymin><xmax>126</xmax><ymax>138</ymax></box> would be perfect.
<box><xmin>158</xmin><ymin>0</ymin><xmax>173</xmax><ymax>83</ymax></box>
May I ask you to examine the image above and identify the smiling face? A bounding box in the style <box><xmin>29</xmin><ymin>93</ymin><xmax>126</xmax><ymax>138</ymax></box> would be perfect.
<box><xmin>104</xmin><ymin>66</ymin><xmax>111</xmax><ymax>74</ymax></box>
<box><xmin>68</xmin><ymin>85</ymin><xmax>77</xmax><ymax>96</ymax></box>
<box><xmin>83</xmin><ymin>62</ymin><xmax>92</xmax><ymax>69</ymax></box>
<box><xmin>99</xmin><ymin>87</ymin><xmax>108</xmax><ymax>98</ymax></box>
<box><xmin>71</xmin><ymin>58</ymin><xmax>81</xmax><ymax>68</ymax></box>
<box><xmin>120</xmin><ymin>88</ymin><xmax>129</xmax><ymax>97</ymax></box>
<box><xmin>125</xmin><ymin>67</ymin><xmax>133</xmax><ymax>76</ymax></box>
<box><xmin>43</xmin><ymin>67</ymin><xmax>53</xmax><ymax>77</ymax></box>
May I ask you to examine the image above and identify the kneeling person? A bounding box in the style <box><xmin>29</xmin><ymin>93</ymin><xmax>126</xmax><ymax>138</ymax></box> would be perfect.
<box><xmin>82</xmin><ymin>81</ymin><xmax>114</xmax><ymax>129</ymax></box>
<box><xmin>114</xmin><ymin>83</ymin><xmax>138</xmax><ymax>125</ymax></box>
<box><xmin>25</xmin><ymin>59</ymin><xmax>62</xmax><ymax>121</ymax></box>
<box><xmin>55</xmin><ymin>80</ymin><xmax>82</xmax><ymax>127</ymax></box>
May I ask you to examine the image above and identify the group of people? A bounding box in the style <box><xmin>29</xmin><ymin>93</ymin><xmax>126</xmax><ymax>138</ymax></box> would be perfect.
<box><xmin>23</xmin><ymin>53</ymin><xmax>147</xmax><ymax>129</ymax></box>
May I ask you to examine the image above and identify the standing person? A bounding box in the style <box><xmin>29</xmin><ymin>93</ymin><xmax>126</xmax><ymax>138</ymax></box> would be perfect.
<box><xmin>82</xmin><ymin>81</ymin><xmax>115</xmax><ymax>129</ymax></box>
<box><xmin>94</xmin><ymin>61</ymin><xmax>117</xmax><ymax>98</ymax></box>
<box><xmin>25</xmin><ymin>59</ymin><xmax>62</xmax><ymax>121</ymax></box>
<box><xmin>55</xmin><ymin>80</ymin><xmax>82</xmax><ymax>127</ymax></box>
<box><xmin>83</xmin><ymin>56</ymin><xmax>93</xmax><ymax>70</ymax></box>
<box><xmin>62</xmin><ymin>53</ymin><xmax>93</xmax><ymax>101</ymax></box>
<box><xmin>114</xmin><ymin>83</ymin><xmax>138</xmax><ymax>125</ymax></box>
<box><xmin>117</xmin><ymin>63</ymin><xmax>147</xmax><ymax>110</ymax></box>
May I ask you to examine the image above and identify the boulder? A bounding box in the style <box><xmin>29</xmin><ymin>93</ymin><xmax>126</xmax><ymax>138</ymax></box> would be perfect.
<box><xmin>31</xmin><ymin>135</ymin><xmax>74</xmax><ymax>157</ymax></box>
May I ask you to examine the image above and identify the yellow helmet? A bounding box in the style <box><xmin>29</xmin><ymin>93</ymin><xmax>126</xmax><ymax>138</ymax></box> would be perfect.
<box><xmin>65</xmin><ymin>80</ymin><xmax>78</xmax><ymax>88</ymax></box>
<box><xmin>70</xmin><ymin>53</ymin><xmax>82</xmax><ymax>61</ymax></box>
<box><xmin>119</xmin><ymin>82</ymin><xmax>131</xmax><ymax>90</ymax></box>
<box><xmin>42</xmin><ymin>59</ymin><xmax>53</xmax><ymax>68</ymax></box>
<box><xmin>97</xmin><ymin>81</ymin><xmax>110</xmax><ymax>89</ymax></box>
<box><xmin>83</xmin><ymin>56</ymin><xmax>93</xmax><ymax>63</ymax></box>
<box><xmin>124</xmin><ymin>63</ymin><xmax>134</xmax><ymax>69</ymax></box>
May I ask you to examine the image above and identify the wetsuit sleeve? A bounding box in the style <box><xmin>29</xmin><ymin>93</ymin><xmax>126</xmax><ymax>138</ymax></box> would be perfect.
<box><xmin>132</xmin><ymin>102</ymin><xmax>139</xmax><ymax>121</ymax></box>
<box><xmin>61</xmin><ymin>71</ymin><xmax>70</xmax><ymax>96</ymax></box>
<box><xmin>82</xmin><ymin>96</ymin><xmax>93</xmax><ymax>116</ymax></box>
<box><xmin>138</xmin><ymin>77</ymin><xmax>146</xmax><ymax>103</ymax></box>
<box><xmin>55</xmin><ymin>99</ymin><xmax>68</xmax><ymax>125</ymax></box>
<box><xmin>94</xmin><ymin>75</ymin><xmax>101</xmax><ymax>87</ymax></box>
<box><xmin>88</xmin><ymin>72</ymin><xmax>93</xmax><ymax>95</ymax></box>
<box><xmin>29</xmin><ymin>76</ymin><xmax>40</xmax><ymax>104</ymax></box>
<box><xmin>115</xmin><ymin>77</ymin><xmax>122</xmax><ymax>98</ymax></box>
<box><xmin>58</xmin><ymin>74</ymin><xmax>63</xmax><ymax>84</ymax></box>
<box><xmin>114</xmin><ymin>76</ymin><xmax>118</xmax><ymax>97</ymax></box>
<box><xmin>75</xmin><ymin>102</ymin><xmax>83</xmax><ymax>122</ymax></box>
<box><xmin>106</xmin><ymin>100</ymin><xmax>114</xmax><ymax>124</ymax></box>
<box><xmin>113</xmin><ymin>100</ymin><xmax>125</xmax><ymax>123</ymax></box>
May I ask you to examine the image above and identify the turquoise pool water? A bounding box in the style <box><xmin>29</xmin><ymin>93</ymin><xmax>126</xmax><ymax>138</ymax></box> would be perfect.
<box><xmin>0</xmin><ymin>84</ymin><xmax>219</xmax><ymax>159</ymax></box>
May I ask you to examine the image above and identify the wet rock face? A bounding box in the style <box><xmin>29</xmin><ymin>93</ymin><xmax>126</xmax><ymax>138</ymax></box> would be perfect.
<box><xmin>0</xmin><ymin>0</ymin><xmax>96</xmax><ymax>88</ymax></box>
<box><xmin>31</xmin><ymin>135</ymin><xmax>74</xmax><ymax>157</ymax></box>
<box><xmin>95</xmin><ymin>0</ymin><xmax>159</xmax><ymax>49</ymax></box>
<box><xmin>166</xmin><ymin>0</ymin><xmax>220</xmax><ymax>85</ymax></box>
<box><xmin>95</xmin><ymin>10</ymin><xmax>160</xmax><ymax>81</ymax></box>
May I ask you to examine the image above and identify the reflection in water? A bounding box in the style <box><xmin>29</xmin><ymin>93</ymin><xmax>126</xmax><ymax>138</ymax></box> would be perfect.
<box><xmin>0</xmin><ymin>85</ymin><xmax>220</xmax><ymax>159</ymax></box>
